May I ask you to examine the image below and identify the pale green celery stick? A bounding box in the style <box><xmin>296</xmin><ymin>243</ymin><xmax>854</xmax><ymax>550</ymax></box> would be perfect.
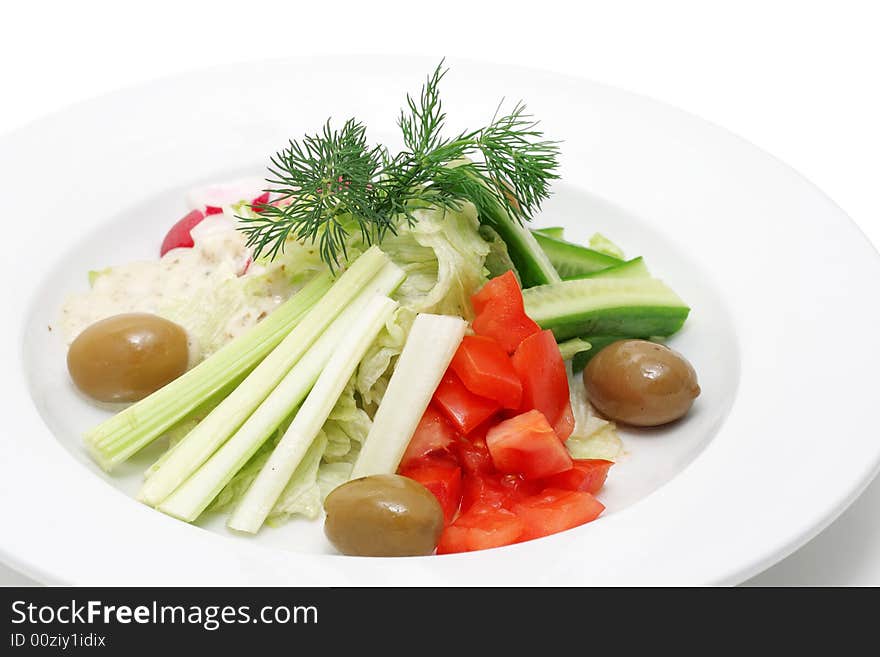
<box><xmin>153</xmin><ymin>264</ymin><xmax>405</xmax><ymax>520</ymax></box>
<box><xmin>137</xmin><ymin>247</ymin><xmax>390</xmax><ymax>504</ymax></box>
<box><xmin>557</xmin><ymin>337</ymin><xmax>592</xmax><ymax>361</ymax></box>
<box><xmin>84</xmin><ymin>273</ymin><xmax>332</xmax><ymax>471</ymax></box>
<box><xmin>226</xmin><ymin>296</ymin><xmax>398</xmax><ymax>533</ymax></box>
<box><xmin>350</xmin><ymin>313</ymin><xmax>466</xmax><ymax>479</ymax></box>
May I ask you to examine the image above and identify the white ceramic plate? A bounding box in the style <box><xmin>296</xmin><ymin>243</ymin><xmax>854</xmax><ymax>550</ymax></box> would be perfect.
<box><xmin>2</xmin><ymin>56</ymin><xmax>878</xmax><ymax>586</ymax></box>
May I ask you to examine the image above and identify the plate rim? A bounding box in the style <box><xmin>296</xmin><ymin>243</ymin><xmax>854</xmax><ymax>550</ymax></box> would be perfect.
<box><xmin>2</xmin><ymin>54</ymin><xmax>879</xmax><ymax>586</ymax></box>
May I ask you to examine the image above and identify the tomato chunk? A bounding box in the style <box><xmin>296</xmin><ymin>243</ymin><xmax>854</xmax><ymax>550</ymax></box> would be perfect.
<box><xmin>450</xmin><ymin>335</ymin><xmax>523</xmax><ymax>409</ymax></box>
<box><xmin>399</xmin><ymin>404</ymin><xmax>459</xmax><ymax>469</ymax></box>
<box><xmin>436</xmin><ymin>504</ymin><xmax>524</xmax><ymax>554</ymax></box>
<box><xmin>513</xmin><ymin>489</ymin><xmax>605</xmax><ymax>542</ymax></box>
<box><xmin>399</xmin><ymin>459</ymin><xmax>462</xmax><ymax>524</ymax></box>
<box><xmin>160</xmin><ymin>209</ymin><xmax>205</xmax><ymax>256</ymax></box>
<box><xmin>542</xmin><ymin>459</ymin><xmax>613</xmax><ymax>495</ymax></box>
<box><xmin>433</xmin><ymin>370</ymin><xmax>500</xmax><ymax>435</ymax></box>
<box><xmin>204</xmin><ymin>205</ymin><xmax>224</xmax><ymax>216</ymax></box>
<box><xmin>460</xmin><ymin>472</ymin><xmax>542</xmax><ymax>513</ymax></box>
<box><xmin>486</xmin><ymin>410</ymin><xmax>572</xmax><ymax>479</ymax></box>
<box><xmin>471</xmin><ymin>271</ymin><xmax>541</xmax><ymax>353</ymax></box>
<box><xmin>512</xmin><ymin>329</ymin><xmax>575</xmax><ymax>440</ymax></box>
<box><xmin>453</xmin><ymin>433</ymin><xmax>495</xmax><ymax>476</ymax></box>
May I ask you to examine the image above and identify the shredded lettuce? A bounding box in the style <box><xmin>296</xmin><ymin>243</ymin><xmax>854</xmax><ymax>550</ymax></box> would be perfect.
<box><xmin>565</xmin><ymin>366</ymin><xmax>624</xmax><ymax>461</ymax></box>
<box><xmin>479</xmin><ymin>225</ymin><xmax>520</xmax><ymax>283</ymax></box>
<box><xmin>381</xmin><ymin>202</ymin><xmax>489</xmax><ymax>319</ymax></box>
<box><xmin>321</xmin><ymin>377</ymin><xmax>372</xmax><ymax>461</ymax></box>
<box><xmin>266</xmin><ymin>432</ymin><xmax>328</xmax><ymax>525</ymax></box>
<box><xmin>355</xmin><ymin>307</ymin><xmax>415</xmax><ymax>407</ymax></box>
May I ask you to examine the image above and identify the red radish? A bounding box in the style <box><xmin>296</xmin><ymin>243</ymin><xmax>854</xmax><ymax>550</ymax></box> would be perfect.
<box><xmin>237</xmin><ymin>255</ymin><xmax>252</xmax><ymax>277</ymax></box>
<box><xmin>251</xmin><ymin>192</ymin><xmax>270</xmax><ymax>212</ymax></box>
<box><xmin>160</xmin><ymin>209</ymin><xmax>206</xmax><ymax>256</ymax></box>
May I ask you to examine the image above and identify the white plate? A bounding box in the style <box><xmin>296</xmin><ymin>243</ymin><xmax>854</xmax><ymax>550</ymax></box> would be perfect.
<box><xmin>1</xmin><ymin>56</ymin><xmax>878</xmax><ymax>586</ymax></box>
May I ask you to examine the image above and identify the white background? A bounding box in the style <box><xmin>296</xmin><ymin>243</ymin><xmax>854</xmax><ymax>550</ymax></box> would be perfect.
<box><xmin>2</xmin><ymin>0</ymin><xmax>878</xmax><ymax>586</ymax></box>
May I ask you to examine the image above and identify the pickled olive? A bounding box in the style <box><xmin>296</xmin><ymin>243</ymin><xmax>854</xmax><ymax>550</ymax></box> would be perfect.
<box><xmin>324</xmin><ymin>474</ymin><xmax>444</xmax><ymax>557</ymax></box>
<box><xmin>583</xmin><ymin>339</ymin><xmax>700</xmax><ymax>427</ymax></box>
<box><xmin>67</xmin><ymin>313</ymin><xmax>189</xmax><ymax>403</ymax></box>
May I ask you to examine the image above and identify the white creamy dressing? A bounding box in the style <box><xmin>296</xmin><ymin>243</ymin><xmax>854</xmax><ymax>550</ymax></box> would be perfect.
<box><xmin>60</xmin><ymin>211</ymin><xmax>288</xmax><ymax>364</ymax></box>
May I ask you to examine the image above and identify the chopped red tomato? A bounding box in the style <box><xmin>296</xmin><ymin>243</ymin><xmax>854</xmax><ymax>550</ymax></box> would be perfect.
<box><xmin>452</xmin><ymin>432</ymin><xmax>495</xmax><ymax>476</ymax></box>
<box><xmin>513</xmin><ymin>489</ymin><xmax>605</xmax><ymax>542</ymax></box>
<box><xmin>542</xmin><ymin>459</ymin><xmax>613</xmax><ymax>495</ymax></box>
<box><xmin>399</xmin><ymin>459</ymin><xmax>462</xmax><ymax>524</ymax></box>
<box><xmin>433</xmin><ymin>370</ymin><xmax>500</xmax><ymax>435</ymax></box>
<box><xmin>399</xmin><ymin>404</ymin><xmax>459</xmax><ymax>469</ymax></box>
<box><xmin>460</xmin><ymin>472</ymin><xmax>542</xmax><ymax>513</ymax></box>
<box><xmin>471</xmin><ymin>271</ymin><xmax>541</xmax><ymax>353</ymax></box>
<box><xmin>460</xmin><ymin>473</ymin><xmax>508</xmax><ymax>512</ymax></box>
<box><xmin>486</xmin><ymin>410</ymin><xmax>572</xmax><ymax>480</ymax></box>
<box><xmin>436</xmin><ymin>504</ymin><xmax>524</xmax><ymax>554</ymax></box>
<box><xmin>450</xmin><ymin>335</ymin><xmax>523</xmax><ymax>409</ymax></box>
<box><xmin>204</xmin><ymin>205</ymin><xmax>224</xmax><ymax>216</ymax></box>
<box><xmin>160</xmin><ymin>209</ymin><xmax>205</xmax><ymax>256</ymax></box>
<box><xmin>512</xmin><ymin>329</ymin><xmax>575</xmax><ymax>440</ymax></box>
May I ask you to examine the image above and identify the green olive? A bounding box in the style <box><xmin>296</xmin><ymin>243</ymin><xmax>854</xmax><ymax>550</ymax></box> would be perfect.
<box><xmin>67</xmin><ymin>313</ymin><xmax>189</xmax><ymax>403</ymax></box>
<box><xmin>583</xmin><ymin>339</ymin><xmax>700</xmax><ymax>427</ymax></box>
<box><xmin>324</xmin><ymin>474</ymin><xmax>444</xmax><ymax>557</ymax></box>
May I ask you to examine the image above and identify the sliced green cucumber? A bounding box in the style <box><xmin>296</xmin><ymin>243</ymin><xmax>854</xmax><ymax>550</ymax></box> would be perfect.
<box><xmin>532</xmin><ymin>226</ymin><xmax>565</xmax><ymax>240</ymax></box>
<box><xmin>533</xmin><ymin>232</ymin><xmax>623</xmax><ymax>279</ymax></box>
<box><xmin>449</xmin><ymin>169</ymin><xmax>561</xmax><ymax>287</ymax></box>
<box><xmin>582</xmin><ymin>256</ymin><xmax>650</xmax><ymax>279</ymax></box>
<box><xmin>522</xmin><ymin>277</ymin><xmax>690</xmax><ymax>341</ymax></box>
<box><xmin>478</xmin><ymin>206</ymin><xmax>560</xmax><ymax>287</ymax></box>
<box><xmin>570</xmin><ymin>336</ymin><xmax>623</xmax><ymax>372</ymax></box>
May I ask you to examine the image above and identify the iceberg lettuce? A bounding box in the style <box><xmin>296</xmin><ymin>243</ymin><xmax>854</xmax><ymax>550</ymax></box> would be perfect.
<box><xmin>564</xmin><ymin>366</ymin><xmax>624</xmax><ymax>461</ymax></box>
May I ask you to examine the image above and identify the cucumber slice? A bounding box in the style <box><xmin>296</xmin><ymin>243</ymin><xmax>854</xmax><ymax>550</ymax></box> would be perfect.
<box><xmin>522</xmin><ymin>277</ymin><xmax>690</xmax><ymax>341</ymax></box>
<box><xmin>481</xmin><ymin>209</ymin><xmax>561</xmax><ymax>287</ymax></box>
<box><xmin>533</xmin><ymin>232</ymin><xmax>623</xmax><ymax>279</ymax></box>
<box><xmin>570</xmin><ymin>336</ymin><xmax>623</xmax><ymax>372</ymax></box>
<box><xmin>582</xmin><ymin>257</ymin><xmax>650</xmax><ymax>279</ymax></box>
<box><xmin>532</xmin><ymin>226</ymin><xmax>565</xmax><ymax>240</ymax></box>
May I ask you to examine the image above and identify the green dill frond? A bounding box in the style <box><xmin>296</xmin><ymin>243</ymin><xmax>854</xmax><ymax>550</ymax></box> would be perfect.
<box><xmin>240</xmin><ymin>61</ymin><xmax>561</xmax><ymax>268</ymax></box>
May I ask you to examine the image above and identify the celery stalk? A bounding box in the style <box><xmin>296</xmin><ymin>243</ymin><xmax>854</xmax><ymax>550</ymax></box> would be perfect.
<box><xmin>137</xmin><ymin>246</ymin><xmax>392</xmax><ymax>505</ymax></box>
<box><xmin>153</xmin><ymin>264</ymin><xmax>405</xmax><ymax>520</ymax></box>
<box><xmin>84</xmin><ymin>273</ymin><xmax>332</xmax><ymax>471</ymax></box>
<box><xmin>350</xmin><ymin>313</ymin><xmax>466</xmax><ymax>479</ymax></box>
<box><xmin>226</xmin><ymin>295</ymin><xmax>399</xmax><ymax>534</ymax></box>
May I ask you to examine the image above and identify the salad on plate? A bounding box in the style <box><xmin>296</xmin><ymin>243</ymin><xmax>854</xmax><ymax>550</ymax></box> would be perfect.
<box><xmin>60</xmin><ymin>63</ymin><xmax>699</xmax><ymax>556</ymax></box>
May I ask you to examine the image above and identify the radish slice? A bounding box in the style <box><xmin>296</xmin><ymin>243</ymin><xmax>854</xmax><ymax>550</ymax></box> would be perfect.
<box><xmin>237</xmin><ymin>255</ymin><xmax>252</xmax><ymax>277</ymax></box>
<box><xmin>160</xmin><ymin>209</ymin><xmax>205</xmax><ymax>256</ymax></box>
<box><xmin>251</xmin><ymin>192</ymin><xmax>270</xmax><ymax>213</ymax></box>
<box><xmin>186</xmin><ymin>177</ymin><xmax>264</xmax><ymax>209</ymax></box>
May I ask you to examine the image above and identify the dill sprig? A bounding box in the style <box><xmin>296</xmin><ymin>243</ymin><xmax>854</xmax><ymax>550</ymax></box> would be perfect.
<box><xmin>239</xmin><ymin>61</ymin><xmax>560</xmax><ymax>268</ymax></box>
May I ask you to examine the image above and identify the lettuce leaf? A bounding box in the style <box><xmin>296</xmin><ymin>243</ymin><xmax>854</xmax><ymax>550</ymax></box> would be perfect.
<box><xmin>381</xmin><ymin>202</ymin><xmax>489</xmax><ymax>319</ymax></box>
<box><xmin>565</xmin><ymin>366</ymin><xmax>624</xmax><ymax>461</ymax></box>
